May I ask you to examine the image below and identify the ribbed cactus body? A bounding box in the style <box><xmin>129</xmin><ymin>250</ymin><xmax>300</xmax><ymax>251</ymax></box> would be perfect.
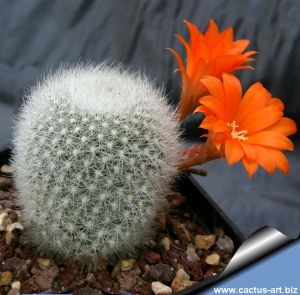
<box><xmin>13</xmin><ymin>65</ymin><xmax>181</xmax><ymax>261</ymax></box>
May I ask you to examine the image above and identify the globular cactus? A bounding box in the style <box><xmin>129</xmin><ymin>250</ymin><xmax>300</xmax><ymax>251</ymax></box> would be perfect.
<box><xmin>12</xmin><ymin>65</ymin><xmax>181</xmax><ymax>262</ymax></box>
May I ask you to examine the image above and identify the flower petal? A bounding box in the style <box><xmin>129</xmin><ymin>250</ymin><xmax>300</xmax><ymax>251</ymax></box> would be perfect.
<box><xmin>270</xmin><ymin>149</ymin><xmax>290</xmax><ymax>174</ymax></box>
<box><xmin>235</xmin><ymin>82</ymin><xmax>271</xmax><ymax>122</ymax></box>
<box><xmin>223</xmin><ymin>73</ymin><xmax>242</xmax><ymax>119</ymax></box>
<box><xmin>242</xmin><ymin>157</ymin><xmax>258</xmax><ymax>178</ymax></box>
<box><xmin>240</xmin><ymin>142</ymin><xmax>257</xmax><ymax>160</ymax></box>
<box><xmin>239</xmin><ymin>105</ymin><xmax>283</xmax><ymax>134</ymax></box>
<box><xmin>199</xmin><ymin>95</ymin><xmax>224</xmax><ymax>118</ymax></box>
<box><xmin>225</xmin><ymin>139</ymin><xmax>244</xmax><ymax>165</ymax></box>
<box><xmin>248</xmin><ymin>131</ymin><xmax>294</xmax><ymax>151</ymax></box>
<box><xmin>199</xmin><ymin>115</ymin><xmax>218</xmax><ymax>130</ymax></box>
<box><xmin>200</xmin><ymin>76</ymin><xmax>224</xmax><ymax>98</ymax></box>
<box><xmin>265</xmin><ymin>117</ymin><xmax>297</xmax><ymax>136</ymax></box>
<box><xmin>254</xmin><ymin>146</ymin><xmax>276</xmax><ymax>174</ymax></box>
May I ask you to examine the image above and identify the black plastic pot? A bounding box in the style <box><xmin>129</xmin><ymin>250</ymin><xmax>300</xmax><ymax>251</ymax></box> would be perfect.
<box><xmin>0</xmin><ymin>148</ymin><xmax>244</xmax><ymax>294</ymax></box>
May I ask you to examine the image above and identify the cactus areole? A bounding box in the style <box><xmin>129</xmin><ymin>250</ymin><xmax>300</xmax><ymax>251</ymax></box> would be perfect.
<box><xmin>12</xmin><ymin>65</ymin><xmax>181</xmax><ymax>262</ymax></box>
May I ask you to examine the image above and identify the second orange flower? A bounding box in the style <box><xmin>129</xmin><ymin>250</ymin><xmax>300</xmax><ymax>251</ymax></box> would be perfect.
<box><xmin>169</xmin><ymin>19</ymin><xmax>256</xmax><ymax>119</ymax></box>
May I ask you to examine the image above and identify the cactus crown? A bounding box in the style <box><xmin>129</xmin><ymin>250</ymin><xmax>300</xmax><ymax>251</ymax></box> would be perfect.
<box><xmin>13</xmin><ymin>64</ymin><xmax>181</xmax><ymax>262</ymax></box>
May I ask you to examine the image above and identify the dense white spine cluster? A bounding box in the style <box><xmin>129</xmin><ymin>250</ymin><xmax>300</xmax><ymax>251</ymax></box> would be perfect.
<box><xmin>12</xmin><ymin>65</ymin><xmax>181</xmax><ymax>262</ymax></box>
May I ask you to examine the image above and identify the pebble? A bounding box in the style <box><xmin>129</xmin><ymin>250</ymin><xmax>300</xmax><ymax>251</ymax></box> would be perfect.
<box><xmin>205</xmin><ymin>253</ymin><xmax>221</xmax><ymax>266</ymax></box>
<box><xmin>190</xmin><ymin>263</ymin><xmax>204</xmax><ymax>281</ymax></box>
<box><xmin>0</xmin><ymin>177</ymin><xmax>12</xmax><ymax>189</ymax></box>
<box><xmin>204</xmin><ymin>269</ymin><xmax>218</xmax><ymax>279</ymax></box>
<box><xmin>11</xmin><ymin>280</ymin><xmax>21</xmax><ymax>290</ymax></box>
<box><xmin>0</xmin><ymin>271</ymin><xmax>13</xmax><ymax>286</ymax></box>
<box><xmin>160</xmin><ymin>237</ymin><xmax>171</xmax><ymax>251</ymax></box>
<box><xmin>37</xmin><ymin>258</ymin><xmax>51</xmax><ymax>269</ymax></box>
<box><xmin>167</xmin><ymin>193</ymin><xmax>186</xmax><ymax>207</ymax></box>
<box><xmin>175</xmin><ymin>268</ymin><xmax>190</xmax><ymax>280</ymax></box>
<box><xmin>216</xmin><ymin>235</ymin><xmax>234</xmax><ymax>253</ymax></box>
<box><xmin>86</xmin><ymin>272</ymin><xmax>96</xmax><ymax>284</ymax></box>
<box><xmin>145</xmin><ymin>251</ymin><xmax>161</xmax><ymax>264</ymax></box>
<box><xmin>151</xmin><ymin>281</ymin><xmax>173</xmax><ymax>294</ymax></box>
<box><xmin>120</xmin><ymin>259</ymin><xmax>135</xmax><ymax>271</ymax></box>
<box><xmin>158</xmin><ymin>211</ymin><xmax>167</xmax><ymax>231</ymax></box>
<box><xmin>6</xmin><ymin>222</ymin><xmax>24</xmax><ymax>232</ymax></box>
<box><xmin>147</xmin><ymin>239</ymin><xmax>157</xmax><ymax>248</ymax></box>
<box><xmin>170</xmin><ymin>268</ymin><xmax>197</xmax><ymax>293</ymax></box>
<box><xmin>5</xmin><ymin>232</ymin><xmax>16</xmax><ymax>245</ymax></box>
<box><xmin>194</xmin><ymin>234</ymin><xmax>216</xmax><ymax>250</ymax></box>
<box><xmin>34</xmin><ymin>265</ymin><xmax>59</xmax><ymax>290</ymax></box>
<box><xmin>1</xmin><ymin>164</ymin><xmax>13</xmax><ymax>175</ymax></box>
<box><xmin>146</xmin><ymin>263</ymin><xmax>174</xmax><ymax>283</ymax></box>
<box><xmin>0</xmin><ymin>212</ymin><xmax>11</xmax><ymax>228</ymax></box>
<box><xmin>186</xmin><ymin>244</ymin><xmax>200</xmax><ymax>263</ymax></box>
<box><xmin>7</xmin><ymin>288</ymin><xmax>20</xmax><ymax>295</ymax></box>
<box><xmin>117</xmin><ymin>271</ymin><xmax>137</xmax><ymax>291</ymax></box>
<box><xmin>3</xmin><ymin>258</ymin><xmax>25</xmax><ymax>271</ymax></box>
<box><xmin>171</xmin><ymin>276</ymin><xmax>196</xmax><ymax>293</ymax></box>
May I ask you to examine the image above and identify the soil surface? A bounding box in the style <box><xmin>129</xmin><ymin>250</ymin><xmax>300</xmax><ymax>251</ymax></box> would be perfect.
<box><xmin>0</xmin><ymin>164</ymin><xmax>234</xmax><ymax>295</ymax></box>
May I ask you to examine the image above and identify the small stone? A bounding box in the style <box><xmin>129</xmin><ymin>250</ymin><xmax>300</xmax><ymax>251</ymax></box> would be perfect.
<box><xmin>0</xmin><ymin>271</ymin><xmax>13</xmax><ymax>286</ymax></box>
<box><xmin>0</xmin><ymin>212</ymin><xmax>11</xmax><ymax>228</ymax></box>
<box><xmin>205</xmin><ymin>253</ymin><xmax>220</xmax><ymax>266</ymax></box>
<box><xmin>145</xmin><ymin>251</ymin><xmax>161</xmax><ymax>264</ymax></box>
<box><xmin>194</xmin><ymin>234</ymin><xmax>216</xmax><ymax>250</ymax></box>
<box><xmin>171</xmin><ymin>276</ymin><xmax>197</xmax><ymax>293</ymax></box>
<box><xmin>204</xmin><ymin>269</ymin><xmax>218</xmax><ymax>279</ymax></box>
<box><xmin>7</xmin><ymin>288</ymin><xmax>20</xmax><ymax>295</ymax></box>
<box><xmin>0</xmin><ymin>199</ymin><xmax>13</xmax><ymax>209</ymax></box>
<box><xmin>5</xmin><ymin>231</ymin><xmax>16</xmax><ymax>245</ymax></box>
<box><xmin>147</xmin><ymin>239</ymin><xmax>157</xmax><ymax>248</ymax></box>
<box><xmin>146</xmin><ymin>263</ymin><xmax>174</xmax><ymax>283</ymax></box>
<box><xmin>186</xmin><ymin>244</ymin><xmax>200</xmax><ymax>263</ymax></box>
<box><xmin>0</xmin><ymin>177</ymin><xmax>13</xmax><ymax>190</ymax></box>
<box><xmin>117</xmin><ymin>271</ymin><xmax>137</xmax><ymax>291</ymax></box>
<box><xmin>6</xmin><ymin>211</ymin><xmax>18</xmax><ymax>222</ymax></box>
<box><xmin>6</xmin><ymin>222</ymin><xmax>24</xmax><ymax>232</ymax></box>
<box><xmin>3</xmin><ymin>258</ymin><xmax>25</xmax><ymax>271</ymax></box>
<box><xmin>160</xmin><ymin>237</ymin><xmax>171</xmax><ymax>251</ymax></box>
<box><xmin>120</xmin><ymin>259</ymin><xmax>135</xmax><ymax>271</ymax></box>
<box><xmin>216</xmin><ymin>235</ymin><xmax>234</xmax><ymax>253</ymax></box>
<box><xmin>34</xmin><ymin>265</ymin><xmax>59</xmax><ymax>290</ymax></box>
<box><xmin>168</xmin><ymin>218</ymin><xmax>192</xmax><ymax>245</ymax></box>
<box><xmin>158</xmin><ymin>212</ymin><xmax>166</xmax><ymax>230</ymax></box>
<box><xmin>151</xmin><ymin>281</ymin><xmax>173</xmax><ymax>294</ymax></box>
<box><xmin>175</xmin><ymin>268</ymin><xmax>190</xmax><ymax>280</ymax></box>
<box><xmin>167</xmin><ymin>193</ymin><xmax>186</xmax><ymax>207</ymax></box>
<box><xmin>86</xmin><ymin>273</ymin><xmax>96</xmax><ymax>284</ymax></box>
<box><xmin>1</xmin><ymin>164</ymin><xmax>13</xmax><ymax>175</ymax></box>
<box><xmin>37</xmin><ymin>258</ymin><xmax>51</xmax><ymax>269</ymax></box>
<box><xmin>170</xmin><ymin>268</ymin><xmax>197</xmax><ymax>292</ymax></box>
<box><xmin>11</xmin><ymin>280</ymin><xmax>21</xmax><ymax>290</ymax></box>
<box><xmin>190</xmin><ymin>263</ymin><xmax>204</xmax><ymax>281</ymax></box>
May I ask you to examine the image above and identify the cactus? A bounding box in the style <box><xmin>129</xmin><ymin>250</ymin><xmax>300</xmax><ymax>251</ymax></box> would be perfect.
<box><xmin>12</xmin><ymin>64</ymin><xmax>181</xmax><ymax>262</ymax></box>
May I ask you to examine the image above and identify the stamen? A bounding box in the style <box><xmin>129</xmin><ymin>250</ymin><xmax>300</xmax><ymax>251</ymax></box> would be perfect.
<box><xmin>227</xmin><ymin>121</ymin><xmax>248</xmax><ymax>141</ymax></box>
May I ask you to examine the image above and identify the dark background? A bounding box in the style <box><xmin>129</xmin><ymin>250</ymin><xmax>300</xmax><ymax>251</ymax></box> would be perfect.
<box><xmin>0</xmin><ymin>0</ymin><xmax>299</xmax><ymax>238</ymax></box>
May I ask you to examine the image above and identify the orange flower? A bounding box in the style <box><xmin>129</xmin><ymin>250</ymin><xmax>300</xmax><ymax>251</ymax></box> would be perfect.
<box><xmin>195</xmin><ymin>73</ymin><xmax>297</xmax><ymax>177</ymax></box>
<box><xmin>169</xmin><ymin>19</ymin><xmax>256</xmax><ymax>119</ymax></box>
